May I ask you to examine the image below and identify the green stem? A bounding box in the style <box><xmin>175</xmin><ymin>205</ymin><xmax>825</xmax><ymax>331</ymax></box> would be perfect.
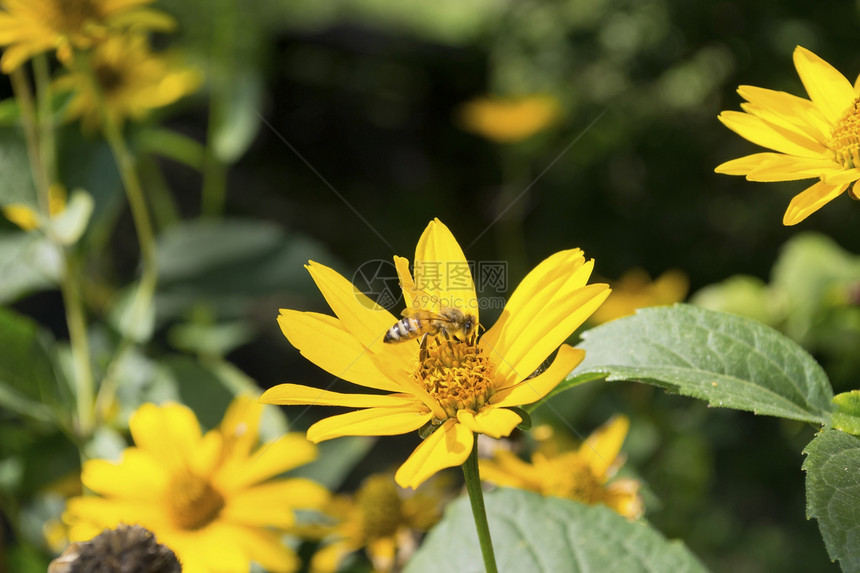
<box><xmin>462</xmin><ymin>436</ymin><xmax>499</xmax><ymax>573</ymax></box>
<box><xmin>32</xmin><ymin>55</ymin><xmax>57</xmax><ymax>186</ymax></box>
<box><xmin>12</xmin><ymin>64</ymin><xmax>96</xmax><ymax>438</ymax></box>
<box><xmin>76</xmin><ymin>50</ymin><xmax>159</xmax><ymax>339</ymax></box>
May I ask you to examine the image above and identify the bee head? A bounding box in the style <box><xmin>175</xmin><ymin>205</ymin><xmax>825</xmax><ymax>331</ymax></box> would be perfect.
<box><xmin>463</xmin><ymin>314</ymin><xmax>476</xmax><ymax>337</ymax></box>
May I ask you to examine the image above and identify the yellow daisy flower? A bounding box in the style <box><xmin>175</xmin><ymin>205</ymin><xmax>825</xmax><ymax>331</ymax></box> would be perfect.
<box><xmin>457</xmin><ymin>95</ymin><xmax>561</xmax><ymax>143</ymax></box>
<box><xmin>54</xmin><ymin>33</ymin><xmax>201</xmax><ymax>131</ymax></box>
<box><xmin>716</xmin><ymin>45</ymin><xmax>860</xmax><ymax>225</ymax></box>
<box><xmin>63</xmin><ymin>396</ymin><xmax>330</xmax><ymax>573</ymax></box>
<box><xmin>261</xmin><ymin>218</ymin><xmax>610</xmax><ymax>489</ymax></box>
<box><xmin>479</xmin><ymin>415</ymin><xmax>644</xmax><ymax>519</ymax></box>
<box><xmin>301</xmin><ymin>473</ymin><xmax>445</xmax><ymax>573</ymax></box>
<box><xmin>2</xmin><ymin>182</ymin><xmax>66</xmax><ymax>231</ymax></box>
<box><xmin>0</xmin><ymin>0</ymin><xmax>174</xmax><ymax>72</ymax></box>
<box><xmin>589</xmin><ymin>268</ymin><xmax>688</xmax><ymax>325</ymax></box>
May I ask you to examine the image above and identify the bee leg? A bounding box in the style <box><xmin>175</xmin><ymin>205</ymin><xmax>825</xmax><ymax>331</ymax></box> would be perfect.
<box><xmin>419</xmin><ymin>334</ymin><xmax>429</xmax><ymax>363</ymax></box>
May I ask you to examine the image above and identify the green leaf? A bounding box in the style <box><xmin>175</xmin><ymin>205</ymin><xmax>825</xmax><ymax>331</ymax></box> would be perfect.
<box><xmin>212</xmin><ymin>68</ymin><xmax>264</xmax><ymax>164</ymax></box>
<box><xmin>0</xmin><ymin>307</ymin><xmax>64</xmax><ymax>423</ymax></box>
<box><xmin>406</xmin><ymin>488</ymin><xmax>707</xmax><ymax>572</ymax></box>
<box><xmin>832</xmin><ymin>391</ymin><xmax>860</xmax><ymax>436</ymax></box>
<box><xmin>0</xmin><ymin>231</ymin><xmax>61</xmax><ymax>303</ymax></box>
<box><xmin>572</xmin><ymin>304</ymin><xmax>834</xmax><ymax>424</ymax></box>
<box><xmin>155</xmin><ymin>218</ymin><xmax>335</xmax><ymax>320</ymax></box>
<box><xmin>803</xmin><ymin>429</ymin><xmax>860</xmax><ymax>571</ymax></box>
<box><xmin>134</xmin><ymin>127</ymin><xmax>206</xmax><ymax>170</ymax></box>
<box><xmin>0</xmin><ymin>127</ymin><xmax>36</xmax><ymax>206</ymax></box>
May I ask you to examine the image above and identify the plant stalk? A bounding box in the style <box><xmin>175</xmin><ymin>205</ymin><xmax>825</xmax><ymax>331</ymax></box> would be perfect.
<box><xmin>462</xmin><ymin>436</ymin><xmax>499</xmax><ymax>573</ymax></box>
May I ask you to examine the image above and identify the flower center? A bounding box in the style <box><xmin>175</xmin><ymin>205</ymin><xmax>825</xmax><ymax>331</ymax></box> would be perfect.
<box><xmin>415</xmin><ymin>334</ymin><xmax>494</xmax><ymax>419</ymax></box>
<box><xmin>356</xmin><ymin>475</ymin><xmax>403</xmax><ymax>540</ymax></box>
<box><xmin>539</xmin><ymin>453</ymin><xmax>603</xmax><ymax>503</ymax></box>
<box><xmin>165</xmin><ymin>471</ymin><xmax>225</xmax><ymax>531</ymax></box>
<box><xmin>47</xmin><ymin>0</ymin><xmax>102</xmax><ymax>35</ymax></box>
<box><xmin>829</xmin><ymin>98</ymin><xmax>860</xmax><ymax>168</ymax></box>
<box><xmin>94</xmin><ymin>62</ymin><xmax>125</xmax><ymax>95</ymax></box>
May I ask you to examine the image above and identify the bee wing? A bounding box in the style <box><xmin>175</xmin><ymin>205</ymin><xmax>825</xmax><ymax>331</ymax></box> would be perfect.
<box><xmin>403</xmin><ymin>287</ymin><xmax>444</xmax><ymax>314</ymax></box>
<box><xmin>400</xmin><ymin>307</ymin><xmax>443</xmax><ymax>321</ymax></box>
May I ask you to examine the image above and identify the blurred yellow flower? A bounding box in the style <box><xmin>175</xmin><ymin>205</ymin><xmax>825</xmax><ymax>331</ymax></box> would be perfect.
<box><xmin>63</xmin><ymin>396</ymin><xmax>330</xmax><ymax>573</ymax></box>
<box><xmin>300</xmin><ymin>473</ymin><xmax>445</xmax><ymax>573</ymax></box>
<box><xmin>716</xmin><ymin>46</ymin><xmax>860</xmax><ymax>225</ymax></box>
<box><xmin>55</xmin><ymin>33</ymin><xmax>201</xmax><ymax>130</ymax></box>
<box><xmin>2</xmin><ymin>182</ymin><xmax>66</xmax><ymax>231</ymax></box>
<box><xmin>589</xmin><ymin>268</ymin><xmax>688</xmax><ymax>325</ymax></box>
<box><xmin>457</xmin><ymin>95</ymin><xmax>561</xmax><ymax>143</ymax></box>
<box><xmin>479</xmin><ymin>415</ymin><xmax>643</xmax><ymax>519</ymax></box>
<box><xmin>261</xmin><ymin>219</ymin><xmax>610</xmax><ymax>489</ymax></box>
<box><xmin>0</xmin><ymin>0</ymin><xmax>174</xmax><ymax>72</ymax></box>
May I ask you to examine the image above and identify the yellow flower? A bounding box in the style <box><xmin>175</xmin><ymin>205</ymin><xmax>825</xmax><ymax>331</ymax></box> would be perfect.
<box><xmin>261</xmin><ymin>218</ymin><xmax>610</xmax><ymax>489</ymax></box>
<box><xmin>589</xmin><ymin>268</ymin><xmax>688</xmax><ymax>325</ymax></box>
<box><xmin>2</xmin><ymin>182</ymin><xmax>66</xmax><ymax>231</ymax></box>
<box><xmin>54</xmin><ymin>33</ymin><xmax>201</xmax><ymax>130</ymax></box>
<box><xmin>479</xmin><ymin>415</ymin><xmax>644</xmax><ymax>519</ymax></box>
<box><xmin>63</xmin><ymin>396</ymin><xmax>330</xmax><ymax>573</ymax></box>
<box><xmin>0</xmin><ymin>0</ymin><xmax>174</xmax><ymax>72</ymax></box>
<box><xmin>457</xmin><ymin>95</ymin><xmax>561</xmax><ymax>143</ymax></box>
<box><xmin>301</xmin><ymin>473</ymin><xmax>446</xmax><ymax>573</ymax></box>
<box><xmin>716</xmin><ymin>46</ymin><xmax>860</xmax><ymax>225</ymax></box>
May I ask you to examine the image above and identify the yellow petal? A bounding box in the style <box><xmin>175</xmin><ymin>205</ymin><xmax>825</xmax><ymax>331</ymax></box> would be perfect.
<box><xmin>717</xmin><ymin>110</ymin><xmax>826</xmax><ymax>158</ymax></box>
<box><xmin>737</xmin><ymin>85</ymin><xmax>831</xmax><ymax>141</ymax></box>
<box><xmin>746</xmin><ymin>156</ymin><xmax>844</xmax><ymax>182</ymax></box>
<box><xmin>490</xmin><ymin>345</ymin><xmax>585</xmax><ymax>407</ymax></box>
<box><xmin>738</xmin><ymin>102</ymin><xmax>828</xmax><ymax>155</ymax></box>
<box><xmin>793</xmin><ymin>46</ymin><xmax>855</xmax><ymax>125</ymax></box>
<box><xmin>2</xmin><ymin>204</ymin><xmax>39</xmax><ymax>230</ymax></box>
<box><xmin>64</xmin><ymin>496</ymin><xmax>163</xmax><ymax>533</ymax></box>
<box><xmin>479</xmin><ymin>450</ymin><xmax>538</xmax><ymax>488</ymax></box>
<box><xmin>215</xmin><ymin>432</ymin><xmax>318</xmax><ymax>491</ymax></box>
<box><xmin>220</xmin><ymin>478</ymin><xmax>329</xmax><ymax>528</ymax></box>
<box><xmin>413</xmin><ymin>219</ymin><xmax>478</xmax><ymax>323</ymax></box>
<box><xmin>80</xmin><ymin>451</ymin><xmax>167</xmax><ymax>499</ymax></box>
<box><xmin>783</xmin><ymin>180</ymin><xmax>848</xmax><ymax>225</ymax></box>
<box><xmin>394</xmin><ymin>255</ymin><xmax>418</xmax><ymax>309</ymax></box>
<box><xmin>482</xmin><ymin>249</ymin><xmax>604</xmax><ymax>382</ymax></box>
<box><xmin>714</xmin><ymin>152</ymin><xmax>783</xmax><ymax>175</ymax></box>
<box><xmin>307</xmin><ymin>405</ymin><xmax>431</xmax><ymax>442</ymax></box>
<box><xmin>821</xmin><ymin>168</ymin><xmax>860</xmax><ymax>185</ymax></box>
<box><xmin>226</xmin><ymin>526</ymin><xmax>301</xmax><ymax>573</ymax></box>
<box><xmin>306</xmin><ymin>261</ymin><xmax>396</xmax><ymax>348</ymax></box>
<box><xmin>578</xmin><ymin>415</ymin><xmax>630</xmax><ymax>478</ymax></box>
<box><xmin>260</xmin><ymin>383</ymin><xmax>410</xmax><ymax>408</ymax></box>
<box><xmin>456</xmin><ymin>407</ymin><xmax>521</xmax><ymax>439</ymax></box>
<box><xmin>485</xmin><ymin>282</ymin><xmax>608</xmax><ymax>387</ymax></box>
<box><xmin>277</xmin><ymin>310</ymin><xmax>405</xmax><ymax>393</ymax></box>
<box><xmin>311</xmin><ymin>540</ymin><xmax>354</xmax><ymax>573</ymax></box>
<box><xmin>395</xmin><ymin>418</ymin><xmax>473</xmax><ymax>488</ymax></box>
<box><xmin>129</xmin><ymin>403</ymin><xmax>201</xmax><ymax>469</ymax></box>
<box><xmin>219</xmin><ymin>395</ymin><xmax>262</xmax><ymax>461</ymax></box>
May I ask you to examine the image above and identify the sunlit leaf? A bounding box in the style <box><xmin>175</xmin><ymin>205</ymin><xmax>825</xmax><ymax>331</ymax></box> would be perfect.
<box><xmin>406</xmin><ymin>488</ymin><xmax>706</xmax><ymax>572</ymax></box>
<box><xmin>569</xmin><ymin>304</ymin><xmax>833</xmax><ymax>424</ymax></box>
<box><xmin>803</xmin><ymin>429</ymin><xmax>860</xmax><ymax>571</ymax></box>
<box><xmin>48</xmin><ymin>188</ymin><xmax>93</xmax><ymax>245</ymax></box>
<box><xmin>832</xmin><ymin>391</ymin><xmax>860</xmax><ymax>436</ymax></box>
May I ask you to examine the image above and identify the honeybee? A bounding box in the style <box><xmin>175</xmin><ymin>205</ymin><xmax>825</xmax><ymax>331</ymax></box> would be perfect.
<box><xmin>383</xmin><ymin>305</ymin><xmax>477</xmax><ymax>344</ymax></box>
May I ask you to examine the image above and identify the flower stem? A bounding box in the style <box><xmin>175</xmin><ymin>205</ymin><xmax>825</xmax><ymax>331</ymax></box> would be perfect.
<box><xmin>75</xmin><ymin>49</ymin><xmax>159</xmax><ymax>340</ymax></box>
<box><xmin>462</xmin><ymin>436</ymin><xmax>499</xmax><ymax>573</ymax></box>
<box><xmin>12</xmin><ymin>64</ymin><xmax>96</xmax><ymax>437</ymax></box>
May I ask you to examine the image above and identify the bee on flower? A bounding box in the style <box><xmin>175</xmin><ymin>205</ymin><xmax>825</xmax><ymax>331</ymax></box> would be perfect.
<box><xmin>261</xmin><ymin>218</ymin><xmax>610</xmax><ymax>489</ymax></box>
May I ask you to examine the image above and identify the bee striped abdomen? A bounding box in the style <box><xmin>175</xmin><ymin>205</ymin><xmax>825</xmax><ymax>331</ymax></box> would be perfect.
<box><xmin>384</xmin><ymin>316</ymin><xmax>425</xmax><ymax>343</ymax></box>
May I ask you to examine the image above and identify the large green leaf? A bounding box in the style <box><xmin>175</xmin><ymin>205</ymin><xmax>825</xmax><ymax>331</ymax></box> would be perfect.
<box><xmin>0</xmin><ymin>307</ymin><xmax>64</xmax><ymax>423</ymax></box>
<box><xmin>0</xmin><ymin>127</ymin><xmax>35</xmax><ymax>206</ymax></box>
<box><xmin>569</xmin><ymin>304</ymin><xmax>833</xmax><ymax>424</ymax></box>
<box><xmin>803</xmin><ymin>429</ymin><xmax>860</xmax><ymax>571</ymax></box>
<box><xmin>406</xmin><ymin>488</ymin><xmax>706</xmax><ymax>573</ymax></box>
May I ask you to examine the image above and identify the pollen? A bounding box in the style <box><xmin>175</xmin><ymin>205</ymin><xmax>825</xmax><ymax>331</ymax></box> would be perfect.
<box><xmin>415</xmin><ymin>334</ymin><xmax>495</xmax><ymax>419</ymax></box>
<box><xmin>165</xmin><ymin>471</ymin><xmax>225</xmax><ymax>531</ymax></box>
<box><xmin>356</xmin><ymin>475</ymin><xmax>403</xmax><ymax>540</ymax></box>
<box><xmin>829</xmin><ymin>98</ymin><xmax>860</xmax><ymax>169</ymax></box>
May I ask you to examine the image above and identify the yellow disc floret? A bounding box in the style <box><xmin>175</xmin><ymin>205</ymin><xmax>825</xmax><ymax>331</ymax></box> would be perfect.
<box><xmin>829</xmin><ymin>98</ymin><xmax>860</xmax><ymax>169</ymax></box>
<box><xmin>416</xmin><ymin>333</ymin><xmax>495</xmax><ymax>419</ymax></box>
<box><xmin>165</xmin><ymin>470</ymin><xmax>225</xmax><ymax>531</ymax></box>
